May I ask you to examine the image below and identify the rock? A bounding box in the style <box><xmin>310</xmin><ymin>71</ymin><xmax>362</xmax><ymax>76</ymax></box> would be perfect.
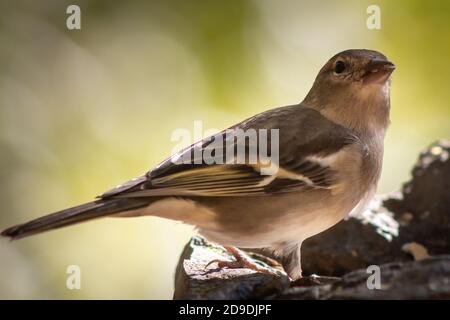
<box><xmin>386</xmin><ymin>139</ymin><xmax>450</xmax><ymax>256</ymax></box>
<box><xmin>402</xmin><ymin>242</ymin><xmax>430</xmax><ymax>261</ymax></box>
<box><xmin>173</xmin><ymin>236</ymin><xmax>290</xmax><ymax>300</ymax></box>
<box><xmin>273</xmin><ymin>256</ymin><xmax>450</xmax><ymax>299</ymax></box>
<box><xmin>173</xmin><ymin>140</ymin><xmax>450</xmax><ymax>299</ymax></box>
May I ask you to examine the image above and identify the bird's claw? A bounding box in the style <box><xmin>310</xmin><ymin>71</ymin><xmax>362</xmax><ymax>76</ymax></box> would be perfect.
<box><xmin>205</xmin><ymin>246</ymin><xmax>278</xmax><ymax>275</ymax></box>
<box><xmin>206</xmin><ymin>258</ymin><xmax>275</xmax><ymax>274</ymax></box>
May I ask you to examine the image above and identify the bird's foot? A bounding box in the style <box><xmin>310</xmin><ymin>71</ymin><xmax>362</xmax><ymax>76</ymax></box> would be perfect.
<box><xmin>246</xmin><ymin>251</ymin><xmax>282</xmax><ymax>268</ymax></box>
<box><xmin>205</xmin><ymin>246</ymin><xmax>276</xmax><ymax>275</ymax></box>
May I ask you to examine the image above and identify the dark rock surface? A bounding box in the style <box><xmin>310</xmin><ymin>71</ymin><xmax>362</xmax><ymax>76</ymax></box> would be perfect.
<box><xmin>275</xmin><ymin>256</ymin><xmax>450</xmax><ymax>299</ymax></box>
<box><xmin>173</xmin><ymin>236</ymin><xmax>290</xmax><ymax>300</ymax></box>
<box><xmin>173</xmin><ymin>140</ymin><xmax>450</xmax><ymax>300</ymax></box>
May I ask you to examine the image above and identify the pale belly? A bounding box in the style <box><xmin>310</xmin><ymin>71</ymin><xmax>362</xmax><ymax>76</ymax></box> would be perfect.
<box><xmin>116</xmin><ymin>185</ymin><xmax>372</xmax><ymax>249</ymax></box>
<box><xmin>195</xmin><ymin>191</ymin><xmax>365</xmax><ymax>248</ymax></box>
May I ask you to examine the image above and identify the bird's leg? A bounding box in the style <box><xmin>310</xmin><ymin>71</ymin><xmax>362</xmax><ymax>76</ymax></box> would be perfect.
<box><xmin>281</xmin><ymin>243</ymin><xmax>303</xmax><ymax>280</ymax></box>
<box><xmin>246</xmin><ymin>251</ymin><xmax>282</xmax><ymax>267</ymax></box>
<box><xmin>205</xmin><ymin>246</ymin><xmax>275</xmax><ymax>274</ymax></box>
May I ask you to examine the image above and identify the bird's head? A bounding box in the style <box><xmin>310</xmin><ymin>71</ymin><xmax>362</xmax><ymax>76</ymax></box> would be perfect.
<box><xmin>318</xmin><ymin>49</ymin><xmax>395</xmax><ymax>86</ymax></box>
<box><xmin>304</xmin><ymin>49</ymin><xmax>396</xmax><ymax>135</ymax></box>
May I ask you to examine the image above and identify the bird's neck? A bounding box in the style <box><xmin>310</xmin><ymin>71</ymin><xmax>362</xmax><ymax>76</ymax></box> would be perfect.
<box><xmin>303</xmin><ymin>82</ymin><xmax>391</xmax><ymax>138</ymax></box>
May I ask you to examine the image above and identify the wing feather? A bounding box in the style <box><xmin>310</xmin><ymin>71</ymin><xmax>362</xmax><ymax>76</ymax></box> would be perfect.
<box><xmin>101</xmin><ymin>105</ymin><xmax>356</xmax><ymax>199</ymax></box>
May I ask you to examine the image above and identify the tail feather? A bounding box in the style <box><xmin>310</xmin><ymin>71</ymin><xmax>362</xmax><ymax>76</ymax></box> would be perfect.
<box><xmin>1</xmin><ymin>198</ymin><xmax>149</xmax><ymax>240</ymax></box>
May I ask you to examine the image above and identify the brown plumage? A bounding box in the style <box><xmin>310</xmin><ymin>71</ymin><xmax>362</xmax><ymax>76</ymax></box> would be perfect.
<box><xmin>1</xmin><ymin>49</ymin><xmax>395</xmax><ymax>280</ymax></box>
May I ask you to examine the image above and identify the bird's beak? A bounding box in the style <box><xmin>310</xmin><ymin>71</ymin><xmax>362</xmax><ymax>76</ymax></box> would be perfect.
<box><xmin>363</xmin><ymin>59</ymin><xmax>396</xmax><ymax>85</ymax></box>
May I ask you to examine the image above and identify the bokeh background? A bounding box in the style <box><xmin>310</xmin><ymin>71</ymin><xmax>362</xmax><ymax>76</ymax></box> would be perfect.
<box><xmin>0</xmin><ymin>0</ymin><xmax>449</xmax><ymax>299</ymax></box>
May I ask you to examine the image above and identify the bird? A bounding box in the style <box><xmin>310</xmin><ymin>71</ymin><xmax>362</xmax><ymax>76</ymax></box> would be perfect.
<box><xmin>1</xmin><ymin>49</ymin><xmax>395</xmax><ymax>280</ymax></box>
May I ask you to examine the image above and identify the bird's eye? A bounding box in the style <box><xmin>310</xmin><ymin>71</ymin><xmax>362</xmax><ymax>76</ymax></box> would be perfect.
<box><xmin>334</xmin><ymin>60</ymin><xmax>346</xmax><ymax>74</ymax></box>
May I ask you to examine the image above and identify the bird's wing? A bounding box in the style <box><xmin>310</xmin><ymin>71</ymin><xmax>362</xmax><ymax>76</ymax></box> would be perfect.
<box><xmin>100</xmin><ymin>105</ymin><xmax>357</xmax><ymax>198</ymax></box>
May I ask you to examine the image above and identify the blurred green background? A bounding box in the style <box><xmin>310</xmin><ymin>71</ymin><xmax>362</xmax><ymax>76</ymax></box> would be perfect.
<box><xmin>0</xmin><ymin>0</ymin><xmax>449</xmax><ymax>299</ymax></box>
